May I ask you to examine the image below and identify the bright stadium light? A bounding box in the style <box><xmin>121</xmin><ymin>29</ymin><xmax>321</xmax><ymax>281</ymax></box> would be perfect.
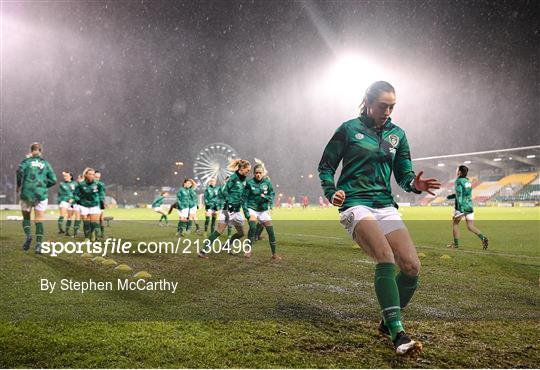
<box><xmin>464</xmin><ymin>160</ymin><xmax>472</xmax><ymax>164</ymax></box>
<box><xmin>317</xmin><ymin>53</ymin><xmax>386</xmax><ymax>107</ymax></box>
<box><xmin>437</xmin><ymin>163</ymin><xmax>445</xmax><ymax>167</ymax></box>
<box><xmin>526</xmin><ymin>154</ymin><xmax>536</xmax><ymax>159</ymax></box>
<box><xmin>493</xmin><ymin>158</ymin><xmax>502</xmax><ymax>162</ymax></box>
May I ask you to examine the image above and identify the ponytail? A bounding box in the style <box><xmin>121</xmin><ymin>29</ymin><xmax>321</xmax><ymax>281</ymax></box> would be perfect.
<box><xmin>227</xmin><ymin>159</ymin><xmax>250</xmax><ymax>172</ymax></box>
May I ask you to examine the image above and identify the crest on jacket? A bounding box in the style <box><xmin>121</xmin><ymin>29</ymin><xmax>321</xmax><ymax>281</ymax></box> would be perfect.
<box><xmin>387</xmin><ymin>134</ymin><xmax>399</xmax><ymax>148</ymax></box>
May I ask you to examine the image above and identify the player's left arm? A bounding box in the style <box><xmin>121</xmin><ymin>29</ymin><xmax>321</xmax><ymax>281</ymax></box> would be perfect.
<box><xmin>394</xmin><ymin>133</ymin><xmax>440</xmax><ymax>195</ymax></box>
<box><xmin>45</xmin><ymin>162</ymin><xmax>58</xmax><ymax>188</ymax></box>
<box><xmin>266</xmin><ymin>181</ymin><xmax>275</xmax><ymax>204</ymax></box>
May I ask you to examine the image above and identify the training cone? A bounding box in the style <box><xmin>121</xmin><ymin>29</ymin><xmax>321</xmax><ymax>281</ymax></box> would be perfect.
<box><xmin>133</xmin><ymin>271</ymin><xmax>152</xmax><ymax>279</ymax></box>
<box><xmin>440</xmin><ymin>254</ymin><xmax>452</xmax><ymax>259</ymax></box>
<box><xmin>81</xmin><ymin>253</ymin><xmax>94</xmax><ymax>258</ymax></box>
<box><xmin>417</xmin><ymin>252</ymin><xmax>427</xmax><ymax>258</ymax></box>
<box><xmin>115</xmin><ymin>264</ymin><xmax>133</xmax><ymax>272</ymax></box>
<box><xmin>92</xmin><ymin>256</ymin><xmax>106</xmax><ymax>263</ymax></box>
<box><xmin>101</xmin><ymin>259</ymin><xmax>117</xmax><ymax>266</ymax></box>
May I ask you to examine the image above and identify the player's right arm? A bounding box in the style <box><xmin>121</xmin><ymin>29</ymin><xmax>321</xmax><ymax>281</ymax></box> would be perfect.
<box><xmin>16</xmin><ymin>160</ymin><xmax>26</xmax><ymax>192</ymax></box>
<box><xmin>318</xmin><ymin>125</ymin><xmax>347</xmax><ymax>206</ymax></box>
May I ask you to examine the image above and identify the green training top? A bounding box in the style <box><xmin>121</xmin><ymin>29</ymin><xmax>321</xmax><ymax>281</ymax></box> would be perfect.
<box><xmin>16</xmin><ymin>155</ymin><xmax>57</xmax><ymax>203</ymax></box>
<box><xmin>95</xmin><ymin>180</ymin><xmax>106</xmax><ymax>203</ymax></box>
<box><xmin>318</xmin><ymin>114</ymin><xmax>421</xmax><ymax>211</ymax></box>
<box><xmin>57</xmin><ymin>180</ymin><xmax>77</xmax><ymax>203</ymax></box>
<box><xmin>244</xmin><ymin>177</ymin><xmax>275</xmax><ymax>212</ymax></box>
<box><xmin>222</xmin><ymin>171</ymin><xmax>247</xmax><ymax>210</ymax></box>
<box><xmin>176</xmin><ymin>187</ymin><xmax>190</xmax><ymax>209</ymax></box>
<box><xmin>217</xmin><ymin>184</ymin><xmax>226</xmax><ymax>209</ymax></box>
<box><xmin>188</xmin><ymin>188</ymin><xmax>197</xmax><ymax>208</ymax></box>
<box><xmin>151</xmin><ymin>195</ymin><xmax>164</xmax><ymax>208</ymax></box>
<box><xmin>447</xmin><ymin>177</ymin><xmax>473</xmax><ymax>213</ymax></box>
<box><xmin>204</xmin><ymin>185</ymin><xmax>219</xmax><ymax>208</ymax></box>
<box><xmin>74</xmin><ymin>179</ymin><xmax>101</xmax><ymax>207</ymax></box>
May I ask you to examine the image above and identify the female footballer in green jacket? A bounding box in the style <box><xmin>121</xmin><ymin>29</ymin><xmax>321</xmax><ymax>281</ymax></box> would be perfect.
<box><xmin>57</xmin><ymin>171</ymin><xmax>77</xmax><ymax>235</ymax></box>
<box><xmin>204</xmin><ymin>178</ymin><xmax>219</xmax><ymax>233</ymax></box>
<box><xmin>73</xmin><ymin>168</ymin><xmax>102</xmax><ymax>241</ymax></box>
<box><xmin>187</xmin><ymin>178</ymin><xmax>201</xmax><ymax>234</ymax></box>
<box><xmin>152</xmin><ymin>191</ymin><xmax>169</xmax><ymax>226</ymax></box>
<box><xmin>17</xmin><ymin>142</ymin><xmax>57</xmax><ymax>253</ymax></box>
<box><xmin>176</xmin><ymin>179</ymin><xmax>192</xmax><ymax>236</ymax></box>
<box><xmin>199</xmin><ymin>159</ymin><xmax>251</xmax><ymax>258</ymax></box>
<box><xmin>244</xmin><ymin>159</ymin><xmax>281</xmax><ymax>260</ymax></box>
<box><xmin>446</xmin><ymin>165</ymin><xmax>488</xmax><ymax>249</ymax></box>
<box><xmin>318</xmin><ymin>81</ymin><xmax>440</xmax><ymax>355</ymax></box>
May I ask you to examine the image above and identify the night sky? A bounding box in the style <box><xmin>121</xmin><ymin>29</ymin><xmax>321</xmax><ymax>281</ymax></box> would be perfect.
<box><xmin>1</xmin><ymin>0</ymin><xmax>538</xmax><ymax>191</ymax></box>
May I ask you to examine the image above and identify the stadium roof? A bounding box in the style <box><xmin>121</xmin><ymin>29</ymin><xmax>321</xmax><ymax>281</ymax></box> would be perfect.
<box><xmin>412</xmin><ymin>145</ymin><xmax>540</xmax><ymax>169</ymax></box>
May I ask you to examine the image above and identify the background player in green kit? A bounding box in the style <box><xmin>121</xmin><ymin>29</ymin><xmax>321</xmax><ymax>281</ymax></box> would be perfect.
<box><xmin>217</xmin><ymin>176</ymin><xmax>233</xmax><ymax>238</ymax></box>
<box><xmin>152</xmin><ymin>191</ymin><xmax>169</xmax><ymax>226</ymax></box>
<box><xmin>204</xmin><ymin>178</ymin><xmax>219</xmax><ymax>234</ymax></box>
<box><xmin>199</xmin><ymin>159</ymin><xmax>251</xmax><ymax>258</ymax></box>
<box><xmin>318</xmin><ymin>81</ymin><xmax>440</xmax><ymax>355</ymax></box>
<box><xmin>74</xmin><ymin>168</ymin><xmax>102</xmax><ymax>241</ymax></box>
<box><xmin>57</xmin><ymin>171</ymin><xmax>77</xmax><ymax>235</ymax></box>
<box><xmin>94</xmin><ymin>171</ymin><xmax>106</xmax><ymax>239</ymax></box>
<box><xmin>176</xmin><ymin>179</ymin><xmax>191</xmax><ymax>236</ymax></box>
<box><xmin>446</xmin><ymin>165</ymin><xmax>488</xmax><ymax>249</ymax></box>
<box><xmin>187</xmin><ymin>178</ymin><xmax>201</xmax><ymax>234</ymax></box>
<box><xmin>244</xmin><ymin>159</ymin><xmax>281</xmax><ymax>260</ymax></box>
<box><xmin>16</xmin><ymin>142</ymin><xmax>57</xmax><ymax>253</ymax></box>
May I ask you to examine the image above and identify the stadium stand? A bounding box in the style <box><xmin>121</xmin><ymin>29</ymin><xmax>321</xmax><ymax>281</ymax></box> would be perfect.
<box><xmin>495</xmin><ymin>174</ymin><xmax>540</xmax><ymax>202</ymax></box>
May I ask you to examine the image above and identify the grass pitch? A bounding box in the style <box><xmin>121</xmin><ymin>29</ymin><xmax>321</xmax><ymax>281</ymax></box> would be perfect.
<box><xmin>0</xmin><ymin>206</ymin><xmax>538</xmax><ymax>367</ymax></box>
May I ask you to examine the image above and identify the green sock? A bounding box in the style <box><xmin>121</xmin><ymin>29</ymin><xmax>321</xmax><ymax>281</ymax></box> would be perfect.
<box><xmin>205</xmin><ymin>216</ymin><xmax>210</xmax><ymax>232</ymax></box>
<box><xmin>210</xmin><ymin>215</ymin><xmax>216</xmax><ymax>233</ymax></box>
<box><xmin>248</xmin><ymin>221</ymin><xmax>257</xmax><ymax>243</ymax></box>
<box><xmin>83</xmin><ymin>221</ymin><xmax>90</xmax><ymax>238</ymax></box>
<box><xmin>100</xmin><ymin>221</ymin><xmax>105</xmax><ymax>237</ymax></box>
<box><xmin>195</xmin><ymin>222</ymin><xmax>200</xmax><ymax>231</ymax></box>
<box><xmin>227</xmin><ymin>226</ymin><xmax>232</xmax><ymax>237</ymax></box>
<box><xmin>205</xmin><ymin>230</ymin><xmax>221</xmax><ymax>253</ymax></box>
<box><xmin>177</xmin><ymin>221</ymin><xmax>183</xmax><ymax>233</ymax></box>
<box><xmin>22</xmin><ymin>219</ymin><xmax>32</xmax><ymax>237</ymax></box>
<box><xmin>396</xmin><ymin>271</ymin><xmax>419</xmax><ymax>309</ymax></box>
<box><xmin>256</xmin><ymin>223</ymin><xmax>264</xmax><ymax>238</ymax></box>
<box><xmin>35</xmin><ymin>222</ymin><xmax>44</xmax><ymax>244</ymax></box>
<box><xmin>454</xmin><ymin>238</ymin><xmax>459</xmax><ymax>247</ymax></box>
<box><xmin>66</xmin><ymin>219</ymin><xmax>72</xmax><ymax>233</ymax></box>
<box><xmin>57</xmin><ymin>216</ymin><xmax>65</xmax><ymax>232</ymax></box>
<box><xmin>74</xmin><ymin>220</ymin><xmax>81</xmax><ymax>234</ymax></box>
<box><xmin>92</xmin><ymin>222</ymin><xmax>100</xmax><ymax>240</ymax></box>
<box><xmin>187</xmin><ymin>220</ymin><xmax>192</xmax><ymax>231</ymax></box>
<box><xmin>374</xmin><ymin>263</ymin><xmax>404</xmax><ymax>340</ymax></box>
<box><xmin>265</xmin><ymin>225</ymin><xmax>276</xmax><ymax>254</ymax></box>
<box><xmin>478</xmin><ymin>233</ymin><xmax>486</xmax><ymax>240</ymax></box>
<box><xmin>164</xmin><ymin>215</ymin><xmax>168</xmax><ymax>224</ymax></box>
<box><xmin>228</xmin><ymin>232</ymin><xmax>242</xmax><ymax>244</ymax></box>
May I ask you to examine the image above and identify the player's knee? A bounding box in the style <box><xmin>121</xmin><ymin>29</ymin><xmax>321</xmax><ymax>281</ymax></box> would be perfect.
<box><xmin>402</xmin><ymin>260</ymin><xmax>421</xmax><ymax>276</ymax></box>
<box><xmin>374</xmin><ymin>247</ymin><xmax>394</xmax><ymax>263</ymax></box>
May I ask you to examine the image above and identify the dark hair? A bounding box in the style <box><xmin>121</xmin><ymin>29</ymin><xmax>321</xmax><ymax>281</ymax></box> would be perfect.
<box><xmin>458</xmin><ymin>165</ymin><xmax>469</xmax><ymax>177</ymax></box>
<box><xmin>63</xmin><ymin>171</ymin><xmax>73</xmax><ymax>181</ymax></box>
<box><xmin>359</xmin><ymin>81</ymin><xmax>395</xmax><ymax>115</ymax></box>
<box><xmin>94</xmin><ymin>170</ymin><xmax>101</xmax><ymax>175</ymax></box>
<box><xmin>30</xmin><ymin>142</ymin><xmax>42</xmax><ymax>152</ymax></box>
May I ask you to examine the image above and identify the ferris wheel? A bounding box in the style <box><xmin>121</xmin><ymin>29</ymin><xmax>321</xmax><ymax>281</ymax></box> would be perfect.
<box><xmin>193</xmin><ymin>143</ymin><xmax>240</xmax><ymax>186</ymax></box>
